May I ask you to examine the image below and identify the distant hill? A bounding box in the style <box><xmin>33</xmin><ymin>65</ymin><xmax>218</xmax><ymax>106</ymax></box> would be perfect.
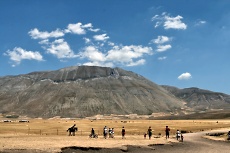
<box><xmin>0</xmin><ymin>66</ymin><xmax>184</xmax><ymax>118</ymax></box>
<box><xmin>161</xmin><ymin>85</ymin><xmax>230</xmax><ymax>111</ymax></box>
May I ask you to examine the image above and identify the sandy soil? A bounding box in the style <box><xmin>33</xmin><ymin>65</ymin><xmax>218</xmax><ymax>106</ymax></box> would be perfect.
<box><xmin>0</xmin><ymin>135</ymin><xmax>177</xmax><ymax>153</ymax></box>
<box><xmin>1</xmin><ymin>129</ymin><xmax>230</xmax><ymax>153</ymax></box>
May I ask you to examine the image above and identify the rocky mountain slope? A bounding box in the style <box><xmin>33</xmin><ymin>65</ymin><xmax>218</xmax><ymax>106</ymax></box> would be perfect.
<box><xmin>161</xmin><ymin>85</ymin><xmax>230</xmax><ymax>112</ymax></box>
<box><xmin>0</xmin><ymin>66</ymin><xmax>185</xmax><ymax>118</ymax></box>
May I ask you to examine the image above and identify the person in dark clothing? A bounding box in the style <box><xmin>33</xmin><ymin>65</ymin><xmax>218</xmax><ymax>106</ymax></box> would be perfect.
<box><xmin>91</xmin><ymin>128</ymin><xmax>95</xmax><ymax>136</ymax></box>
<box><xmin>148</xmin><ymin>126</ymin><xmax>152</xmax><ymax>140</ymax></box>
<box><xmin>165</xmin><ymin>126</ymin><xmax>170</xmax><ymax>139</ymax></box>
<box><xmin>122</xmin><ymin>126</ymin><xmax>126</xmax><ymax>139</ymax></box>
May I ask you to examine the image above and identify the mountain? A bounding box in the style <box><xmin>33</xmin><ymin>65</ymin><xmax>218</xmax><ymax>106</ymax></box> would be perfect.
<box><xmin>0</xmin><ymin>66</ymin><xmax>185</xmax><ymax>118</ymax></box>
<box><xmin>160</xmin><ymin>85</ymin><xmax>230</xmax><ymax>119</ymax></box>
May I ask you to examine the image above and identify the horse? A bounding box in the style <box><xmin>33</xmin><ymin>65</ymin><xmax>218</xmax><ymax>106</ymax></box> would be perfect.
<box><xmin>67</xmin><ymin>127</ymin><xmax>78</xmax><ymax>136</ymax></box>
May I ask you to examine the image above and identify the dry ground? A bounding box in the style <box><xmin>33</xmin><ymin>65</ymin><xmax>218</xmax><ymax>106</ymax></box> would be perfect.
<box><xmin>0</xmin><ymin>119</ymin><xmax>230</xmax><ymax>152</ymax></box>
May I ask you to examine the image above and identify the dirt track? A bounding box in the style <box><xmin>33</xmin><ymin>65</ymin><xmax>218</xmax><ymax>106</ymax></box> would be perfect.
<box><xmin>153</xmin><ymin>129</ymin><xmax>230</xmax><ymax>153</ymax></box>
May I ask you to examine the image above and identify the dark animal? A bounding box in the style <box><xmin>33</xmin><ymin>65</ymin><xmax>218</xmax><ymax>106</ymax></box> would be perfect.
<box><xmin>67</xmin><ymin>127</ymin><xmax>78</xmax><ymax>136</ymax></box>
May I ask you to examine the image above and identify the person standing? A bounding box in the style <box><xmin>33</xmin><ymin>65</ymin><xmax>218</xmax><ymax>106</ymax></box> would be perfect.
<box><xmin>176</xmin><ymin>129</ymin><xmax>181</xmax><ymax>140</ymax></box>
<box><xmin>147</xmin><ymin>126</ymin><xmax>152</xmax><ymax>140</ymax></box>
<box><xmin>103</xmin><ymin>126</ymin><xmax>108</xmax><ymax>139</ymax></box>
<box><xmin>165</xmin><ymin>126</ymin><xmax>170</xmax><ymax>139</ymax></box>
<box><xmin>91</xmin><ymin>128</ymin><xmax>95</xmax><ymax>137</ymax></box>
<box><xmin>122</xmin><ymin>126</ymin><xmax>126</xmax><ymax>139</ymax></box>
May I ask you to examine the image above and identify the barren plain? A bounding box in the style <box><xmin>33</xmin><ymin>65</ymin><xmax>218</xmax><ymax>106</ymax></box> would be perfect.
<box><xmin>0</xmin><ymin>119</ymin><xmax>230</xmax><ymax>152</ymax></box>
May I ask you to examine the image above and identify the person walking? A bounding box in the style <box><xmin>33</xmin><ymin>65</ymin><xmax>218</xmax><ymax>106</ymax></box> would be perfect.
<box><xmin>147</xmin><ymin>126</ymin><xmax>152</xmax><ymax>140</ymax></box>
<box><xmin>165</xmin><ymin>126</ymin><xmax>170</xmax><ymax>139</ymax></box>
<box><xmin>122</xmin><ymin>126</ymin><xmax>126</xmax><ymax>139</ymax></box>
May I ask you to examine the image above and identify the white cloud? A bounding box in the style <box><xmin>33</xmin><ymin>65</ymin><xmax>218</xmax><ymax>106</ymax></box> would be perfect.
<box><xmin>83</xmin><ymin>37</ymin><xmax>91</xmax><ymax>44</ymax></box>
<box><xmin>4</xmin><ymin>47</ymin><xmax>43</xmax><ymax>65</ymax></box>
<box><xmin>127</xmin><ymin>59</ymin><xmax>146</xmax><ymax>66</ymax></box>
<box><xmin>151</xmin><ymin>36</ymin><xmax>171</xmax><ymax>44</ymax></box>
<box><xmin>156</xmin><ymin>44</ymin><xmax>171</xmax><ymax>52</ymax></box>
<box><xmin>152</xmin><ymin>13</ymin><xmax>187</xmax><ymax>30</ymax></box>
<box><xmin>28</xmin><ymin>28</ymin><xmax>64</xmax><ymax>39</ymax></box>
<box><xmin>89</xmin><ymin>28</ymin><xmax>100</xmax><ymax>32</ymax></box>
<box><xmin>46</xmin><ymin>39</ymin><xmax>77</xmax><ymax>59</ymax></box>
<box><xmin>93</xmin><ymin>34</ymin><xmax>109</xmax><ymax>41</ymax></box>
<box><xmin>81</xmin><ymin>23</ymin><xmax>93</xmax><ymax>28</ymax></box>
<box><xmin>108</xmin><ymin>41</ymin><xmax>115</xmax><ymax>46</ymax></box>
<box><xmin>158</xmin><ymin>56</ymin><xmax>167</xmax><ymax>60</ymax></box>
<box><xmin>164</xmin><ymin>15</ymin><xmax>187</xmax><ymax>30</ymax></box>
<box><xmin>106</xmin><ymin>45</ymin><xmax>152</xmax><ymax>63</ymax></box>
<box><xmin>65</xmin><ymin>22</ymin><xmax>86</xmax><ymax>34</ymax></box>
<box><xmin>178</xmin><ymin>72</ymin><xmax>192</xmax><ymax>80</ymax></box>
<box><xmin>65</xmin><ymin>22</ymin><xmax>98</xmax><ymax>35</ymax></box>
<box><xmin>78</xmin><ymin>45</ymin><xmax>153</xmax><ymax>67</ymax></box>
<box><xmin>80</xmin><ymin>46</ymin><xmax>106</xmax><ymax>62</ymax></box>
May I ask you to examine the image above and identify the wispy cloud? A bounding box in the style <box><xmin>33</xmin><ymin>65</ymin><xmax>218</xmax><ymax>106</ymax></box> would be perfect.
<box><xmin>178</xmin><ymin>72</ymin><xmax>192</xmax><ymax>80</ymax></box>
<box><xmin>4</xmin><ymin>47</ymin><xmax>43</xmax><ymax>66</ymax></box>
<box><xmin>195</xmin><ymin>20</ymin><xmax>207</xmax><ymax>26</ymax></box>
<box><xmin>158</xmin><ymin>56</ymin><xmax>167</xmax><ymax>60</ymax></box>
<box><xmin>152</xmin><ymin>12</ymin><xmax>187</xmax><ymax>30</ymax></box>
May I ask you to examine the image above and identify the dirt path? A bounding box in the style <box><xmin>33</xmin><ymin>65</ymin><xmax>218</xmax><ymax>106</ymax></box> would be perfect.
<box><xmin>61</xmin><ymin>129</ymin><xmax>230</xmax><ymax>153</ymax></box>
<box><xmin>153</xmin><ymin>130</ymin><xmax>230</xmax><ymax>153</ymax></box>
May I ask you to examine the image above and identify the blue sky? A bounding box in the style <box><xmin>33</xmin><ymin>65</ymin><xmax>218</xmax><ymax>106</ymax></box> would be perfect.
<box><xmin>1</xmin><ymin>0</ymin><xmax>230</xmax><ymax>94</ymax></box>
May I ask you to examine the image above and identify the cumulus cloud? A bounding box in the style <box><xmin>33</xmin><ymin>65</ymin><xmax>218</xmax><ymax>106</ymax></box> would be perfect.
<box><xmin>28</xmin><ymin>28</ymin><xmax>64</xmax><ymax>39</ymax></box>
<box><xmin>156</xmin><ymin>44</ymin><xmax>171</xmax><ymax>52</ymax></box>
<box><xmin>178</xmin><ymin>72</ymin><xmax>192</xmax><ymax>80</ymax></box>
<box><xmin>4</xmin><ymin>47</ymin><xmax>43</xmax><ymax>65</ymax></box>
<box><xmin>93</xmin><ymin>34</ymin><xmax>109</xmax><ymax>41</ymax></box>
<box><xmin>46</xmin><ymin>39</ymin><xmax>77</xmax><ymax>59</ymax></box>
<box><xmin>79</xmin><ymin>45</ymin><xmax>153</xmax><ymax>67</ymax></box>
<box><xmin>152</xmin><ymin>13</ymin><xmax>187</xmax><ymax>30</ymax></box>
<box><xmin>7</xmin><ymin>21</ymin><xmax>156</xmax><ymax>67</ymax></box>
<box><xmin>164</xmin><ymin>15</ymin><xmax>187</xmax><ymax>30</ymax></box>
<box><xmin>65</xmin><ymin>22</ymin><xmax>98</xmax><ymax>35</ymax></box>
<box><xmin>65</xmin><ymin>22</ymin><xmax>86</xmax><ymax>34</ymax></box>
<box><xmin>80</xmin><ymin>46</ymin><xmax>106</xmax><ymax>62</ymax></box>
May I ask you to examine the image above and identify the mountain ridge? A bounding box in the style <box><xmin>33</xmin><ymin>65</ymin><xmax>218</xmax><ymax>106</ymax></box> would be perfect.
<box><xmin>0</xmin><ymin>66</ymin><xmax>229</xmax><ymax>119</ymax></box>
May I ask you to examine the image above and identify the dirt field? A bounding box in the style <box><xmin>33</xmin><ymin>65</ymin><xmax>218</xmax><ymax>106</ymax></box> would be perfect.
<box><xmin>0</xmin><ymin>119</ymin><xmax>230</xmax><ymax>152</ymax></box>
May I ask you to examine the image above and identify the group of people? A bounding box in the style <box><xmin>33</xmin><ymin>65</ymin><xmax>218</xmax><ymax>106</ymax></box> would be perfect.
<box><xmin>103</xmin><ymin>126</ymin><xmax>115</xmax><ymax>139</ymax></box>
<box><xmin>144</xmin><ymin>126</ymin><xmax>153</xmax><ymax>139</ymax></box>
<box><xmin>68</xmin><ymin>124</ymin><xmax>184</xmax><ymax>141</ymax></box>
<box><xmin>165</xmin><ymin>126</ymin><xmax>183</xmax><ymax>141</ymax></box>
